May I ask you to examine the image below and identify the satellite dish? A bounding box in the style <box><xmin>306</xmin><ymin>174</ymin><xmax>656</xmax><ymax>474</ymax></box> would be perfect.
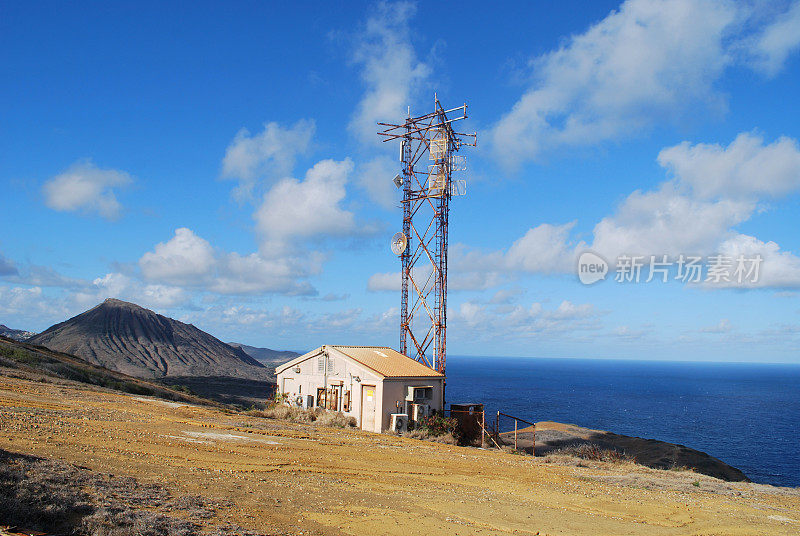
<box><xmin>393</xmin><ymin>174</ymin><xmax>403</xmax><ymax>188</ymax></box>
<box><xmin>390</xmin><ymin>232</ymin><xmax>407</xmax><ymax>255</ymax></box>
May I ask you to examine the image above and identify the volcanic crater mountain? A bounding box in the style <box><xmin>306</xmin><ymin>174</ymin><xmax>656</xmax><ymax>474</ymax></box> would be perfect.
<box><xmin>29</xmin><ymin>299</ymin><xmax>269</xmax><ymax>380</ymax></box>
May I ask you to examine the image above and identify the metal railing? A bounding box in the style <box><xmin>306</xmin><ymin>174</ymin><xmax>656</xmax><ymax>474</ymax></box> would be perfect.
<box><xmin>495</xmin><ymin>411</ymin><xmax>536</xmax><ymax>455</ymax></box>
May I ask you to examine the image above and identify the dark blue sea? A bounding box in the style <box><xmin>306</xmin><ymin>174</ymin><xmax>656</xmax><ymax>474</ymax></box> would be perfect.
<box><xmin>445</xmin><ymin>356</ymin><xmax>800</xmax><ymax>488</ymax></box>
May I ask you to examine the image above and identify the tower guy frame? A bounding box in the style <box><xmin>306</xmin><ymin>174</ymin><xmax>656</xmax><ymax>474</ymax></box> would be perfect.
<box><xmin>378</xmin><ymin>97</ymin><xmax>476</xmax><ymax>376</ymax></box>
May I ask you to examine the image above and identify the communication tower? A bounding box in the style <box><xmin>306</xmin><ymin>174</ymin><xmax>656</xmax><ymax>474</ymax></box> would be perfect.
<box><xmin>378</xmin><ymin>96</ymin><xmax>476</xmax><ymax>377</ymax></box>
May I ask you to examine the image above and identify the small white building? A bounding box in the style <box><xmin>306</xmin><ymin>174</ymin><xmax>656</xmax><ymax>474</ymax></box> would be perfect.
<box><xmin>275</xmin><ymin>345</ymin><xmax>445</xmax><ymax>433</ymax></box>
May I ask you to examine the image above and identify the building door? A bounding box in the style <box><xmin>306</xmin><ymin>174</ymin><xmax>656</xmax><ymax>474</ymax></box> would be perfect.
<box><xmin>282</xmin><ymin>378</ymin><xmax>295</xmax><ymax>397</ymax></box>
<box><xmin>360</xmin><ymin>385</ymin><xmax>376</xmax><ymax>431</ymax></box>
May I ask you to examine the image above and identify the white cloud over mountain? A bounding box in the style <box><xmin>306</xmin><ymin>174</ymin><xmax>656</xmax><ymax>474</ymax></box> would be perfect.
<box><xmin>139</xmin><ymin>227</ymin><xmax>316</xmax><ymax>296</ymax></box>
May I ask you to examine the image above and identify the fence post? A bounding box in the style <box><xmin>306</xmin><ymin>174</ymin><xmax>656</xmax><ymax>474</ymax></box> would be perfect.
<box><xmin>496</xmin><ymin>411</ymin><xmax>500</xmax><ymax>445</ymax></box>
<box><xmin>514</xmin><ymin>419</ymin><xmax>517</xmax><ymax>450</ymax></box>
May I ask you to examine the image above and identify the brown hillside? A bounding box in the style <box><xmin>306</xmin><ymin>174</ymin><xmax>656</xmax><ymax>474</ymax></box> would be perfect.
<box><xmin>29</xmin><ymin>299</ymin><xmax>268</xmax><ymax>380</ymax></box>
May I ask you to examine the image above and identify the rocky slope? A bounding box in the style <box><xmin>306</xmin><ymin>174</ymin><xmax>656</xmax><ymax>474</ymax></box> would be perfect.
<box><xmin>505</xmin><ymin>421</ymin><xmax>749</xmax><ymax>482</ymax></box>
<box><xmin>0</xmin><ymin>324</ymin><xmax>36</xmax><ymax>341</ymax></box>
<box><xmin>0</xmin><ymin>335</ymin><xmax>213</xmax><ymax>406</ymax></box>
<box><xmin>29</xmin><ymin>299</ymin><xmax>268</xmax><ymax>380</ymax></box>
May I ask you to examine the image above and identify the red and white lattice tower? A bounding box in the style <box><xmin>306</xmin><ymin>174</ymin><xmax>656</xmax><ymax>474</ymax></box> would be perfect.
<box><xmin>378</xmin><ymin>97</ymin><xmax>476</xmax><ymax>378</ymax></box>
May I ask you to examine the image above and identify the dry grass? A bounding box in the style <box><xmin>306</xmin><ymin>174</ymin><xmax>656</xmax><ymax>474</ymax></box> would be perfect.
<box><xmin>0</xmin><ymin>449</ymin><xmax>260</xmax><ymax>536</ymax></box>
<box><xmin>247</xmin><ymin>405</ymin><xmax>357</xmax><ymax>428</ymax></box>
<box><xmin>400</xmin><ymin>429</ymin><xmax>459</xmax><ymax>445</ymax></box>
<box><xmin>547</xmin><ymin>443</ymin><xmax>632</xmax><ymax>463</ymax></box>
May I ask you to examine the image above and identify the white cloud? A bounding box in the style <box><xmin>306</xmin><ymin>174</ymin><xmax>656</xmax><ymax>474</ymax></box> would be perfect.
<box><xmin>491</xmin><ymin>0</ymin><xmax>738</xmax><ymax>165</ymax></box>
<box><xmin>254</xmin><ymin>158</ymin><xmax>356</xmax><ymax>253</ymax></box>
<box><xmin>489</xmin><ymin>288</ymin><xmax>521</xmax><ymax>305</ymax></box>
<box><xmin>0</xmin><ymin>286</ymin><xmax>44</xmax><ymax>315</ymax></box>
<box><xmin>139</xmin><ymin>228</ymin><xmax>216</xmax><ymax>285</ymax></box>
<box><xmin>657</xmin><ymin>132</ymin><xmax>800</xmax><ymax>200</ymax></box>
<box><xmin>356</xmin><ymin>155</ymin><xmax>400</xmax><ymax>209</ymax></box>
<box><xmin>221</xmin><ymin>119</ymin><xmax>315</xmax><ymax>201</ymax></box>
<box><xmin>506</xmin><ymin>222</ymin><xmax>581</xmax><ymax>273</ymax></box>
<box><xmin>490</xmin><ymin>1</ymin><xmax>800</xmax><ymax>168</ymax></box>
<box><xmin>42</xmin><ymin>159</ymin><xmax>132</xmax><ymax>219</ymax></box>
<box><xmin>367</xmin><ymin>271</ymin><xmax>399</xmax><ymax>292</ymax></box>
<box><xmin>454</xmin><ymin>132</ymin><xmax>800</xmax><ymax>289</ymax></box>
<box><xmin>182</xmin><ymin>303</ymin><xmax>398</xmax><ymax>344</ymax></box>
<box><xmin>91</xmin><ymin>272</ymin><xmax>188</xmax><ymax>309</ymax></box>
<box><xmin>749</xmin><ymin>1</ymin><xmax>800</xmax><ymax>76</ymax></box>
<box><xmin>590</xmin><ymin>133</ymin><xmax>800</xmax><ymax>264</ymax></box>
<box><xmin>349</xmin><ymin>0</ymin><xmax>431</xmax><ymax>144</ymax></box>
<box><xmin>139</xmin><ymin>227</ymin><xmax>317</xmax><ymax>296</ymax></box>
<box><xmin>451</xmin><ymin>299</ymin><xmax>601</xmax><ymax>340</ymax></box>
<box><xmin>590</xmin><ymin>183</ymin><xmax>753</xmax><ymax>260</ymax></box>
<box><xmin>716</xmin><ymin>233</ymin><xmax>800</xmax><ymax>288</ymax></box>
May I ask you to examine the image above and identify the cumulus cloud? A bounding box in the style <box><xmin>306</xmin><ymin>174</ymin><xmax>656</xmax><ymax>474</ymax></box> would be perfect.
<box><xmin>657</xmin><ymin>132</ymin><xmax>800</xmax><ymax>200</ymax></box>
<box><xmin>0</xmin><ymin>286</ymin><xmax>44</xmax><ymax>315</ymax></box>
<box><xmin>491</xmin><ymin>0</ymin><xmax>737</xmax><ymax>165</ymax></box>
<box><xmin>182</xmin><ymin>303</ymin><xmax>398</xmax><ymax>344</ymax></box>
<box><xmin>91</xmin><ymin>272</ymin><xmax>188</xmax><ymax>309</ymax></box>
<box><xmin>590</xmin><ymin>133</ymin><xmax>800</xmax><ymax>263</ymax></box>
<box><xmin>221</xmin><ymin>119</ymin><xmax>315</xmax><ymax>201</ymax></box>
<box><xmin>42</xmin><ymin>160</ymin><xmax>132</xmax><ymax>219</ymax></box>
<box><xmin>349</xmin><ymin>0</ymin><xmax>431</xmax><ymax>144</ymax></box>
<box><xmin>748</xmin><ymin>1</ymin><xmax>800</xmax><ymax>76</ymax></box>
<box><xmin>505</xmin><ymin>222</ymin><xmax>582</xmax><ymax>273</ymax></box>
<box><xmin>139</xmin><ymin>228</ymin><xmax>316</xmax><ymax>296</ymax></box>
<box><xmin>254</xmin><ymin>158</ymin><xmax>356</xmax><ymax>253</ymax></box>
<box><xmin>139</xmin><ymin>228</ymin><xmax>216</xmax><ymax>285</ymax></box>
<box><xmin>455</xmin><ymin>132</ymin><xmax>800</xmax><ymax>289</ymax></box>
<box><xmin>490</xmin><ymin>1</ymin><xmax>800</xmax><ymax>167</ymax></box>
<box><xmin>367</xmin><ymin>271</ymin><xmax>400</xmax><ymax>292</ymax></box>
<box><xmin>716</xmin><ymin>233</ymin><xmax>800</xmax><ymax>288</ymax></box>
<box><xmin>590</xmin><ymin>184</ymin><xmax>753</xmax><ymax>260</ymax></box>
<box><xmin>356</xmin><ymin>155</ymin><xmax>400</xmax><ymax>209</ymax></box>
<box><xmin>452</xmin><ymin>299</ymin><xmax>600</xmax><ymax>340</ymax></box>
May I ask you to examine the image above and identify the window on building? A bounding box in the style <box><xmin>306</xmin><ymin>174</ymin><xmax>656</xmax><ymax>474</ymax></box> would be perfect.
<box><xmin>316</xmin><ymin>355</ymin><xmax>337</xmax><ymax>375</ymax></box>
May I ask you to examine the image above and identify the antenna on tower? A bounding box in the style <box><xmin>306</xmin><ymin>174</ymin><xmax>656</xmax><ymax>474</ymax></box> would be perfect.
<box><xmin>377</xmin><ymin>96</ymin><xmax>477</xmax><ymax>380</ymax></box>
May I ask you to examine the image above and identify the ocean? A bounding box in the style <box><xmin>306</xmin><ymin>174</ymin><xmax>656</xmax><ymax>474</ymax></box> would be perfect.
<box><xmin>444</xmin><ymin>356</ymin><xmax>800</xmax><ymax>488</ymax></box>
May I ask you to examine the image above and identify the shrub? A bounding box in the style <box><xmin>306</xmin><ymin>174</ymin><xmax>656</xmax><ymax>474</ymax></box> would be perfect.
<box><xmin>551</xmin><ymin>443</ymin><xmax>632</xmax><ymax>463</ymax></box>
<box><xmin>417</xmin><ymin>414</ymin><xmax>459</xmax><ymax>439</ymax></box>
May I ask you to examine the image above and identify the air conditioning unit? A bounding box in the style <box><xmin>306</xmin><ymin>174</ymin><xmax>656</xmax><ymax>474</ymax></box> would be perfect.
<box><xmin>390</xmin><ymin>413</ymin><xmax>408</xmax><ymax>433</ymax></box>
<box><xmin>411</xmin><ymin>403</ymin><xmax>430</xmax><ymax>422</ymax></box>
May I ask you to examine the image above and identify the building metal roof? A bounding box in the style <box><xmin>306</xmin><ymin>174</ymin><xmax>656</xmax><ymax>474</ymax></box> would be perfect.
<box><xmin>275</xmin><ymin>345</ymin><xmax>444</xmax><ymax>379</ymax></box>
<box><xmin>330</xmin><ymin>346</ymin><xmax>444</xmax><ymax>378</ymax></box>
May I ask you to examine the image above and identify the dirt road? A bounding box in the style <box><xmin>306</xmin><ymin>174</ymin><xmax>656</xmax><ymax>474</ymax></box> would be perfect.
<box><xmin>1</xmin><ymin>375</ymin><xmax>798</xmax><ymax>535</ymax></box>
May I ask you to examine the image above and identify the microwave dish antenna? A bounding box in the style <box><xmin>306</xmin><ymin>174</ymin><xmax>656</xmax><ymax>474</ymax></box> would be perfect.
<box><xmin>390</xmin><ymin>232</ymin><xmax>407</xmax><ymax>256</ymax></box>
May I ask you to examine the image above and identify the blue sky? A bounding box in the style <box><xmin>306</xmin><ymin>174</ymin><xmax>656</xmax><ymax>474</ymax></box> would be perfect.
<box><xmin>3</xmin><ymin>0</ymin><xmax>800</xmax><ymax>362</ymax></box>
